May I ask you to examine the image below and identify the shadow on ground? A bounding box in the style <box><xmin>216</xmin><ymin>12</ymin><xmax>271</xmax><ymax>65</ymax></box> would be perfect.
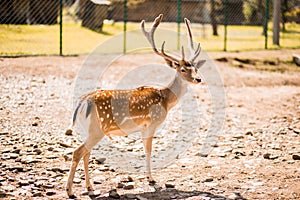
<box><xmin>90</xmin><ymin>188</ymin><xmax>246</xmax><ymax>200</ymax></box>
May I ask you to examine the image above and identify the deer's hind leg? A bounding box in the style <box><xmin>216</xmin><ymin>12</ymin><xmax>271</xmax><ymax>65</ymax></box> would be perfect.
<box><xmin>81</xmin><ymin>106</ymin><xmax>105</xmax><ymax>193</ymax></box>
<box><xmin>66</xmin><ymin>144</ymin><xmax>89</xmax><ymax>198</ymax></box>
<box><xmin>66</xmin><ymin>103</ymin><xmax>104</xmax><ymax>198</ymax></box>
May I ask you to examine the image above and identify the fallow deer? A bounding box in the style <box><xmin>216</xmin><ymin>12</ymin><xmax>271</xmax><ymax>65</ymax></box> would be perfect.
<box><xmin>66</xmin><ymin>14</ymin><xmax>205</xmax><ymax>198</ymax></box>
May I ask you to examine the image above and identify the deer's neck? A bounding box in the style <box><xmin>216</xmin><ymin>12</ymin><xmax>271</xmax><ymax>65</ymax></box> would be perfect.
<box><xmin>161</xmin><ymin>72</ymin><xmax>188</xmax><ymax>111</ymax></box>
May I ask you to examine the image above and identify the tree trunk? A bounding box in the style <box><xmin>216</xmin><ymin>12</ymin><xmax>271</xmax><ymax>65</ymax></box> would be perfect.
<box><xmin>210</xmin><ymin>0</ymin><xmax>218</xmax><ymax>36</ymax></box>
<box><xmin>281</xmin><ymin>0</ymin><xmax>288</xmax><ymax>31</ymax></box>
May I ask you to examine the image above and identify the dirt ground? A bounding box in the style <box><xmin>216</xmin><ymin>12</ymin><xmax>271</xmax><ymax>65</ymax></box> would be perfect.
<box><xmin>0</xmin><ymin>49</ymin><xmax>300</xmax><ymax>200</ymax></box>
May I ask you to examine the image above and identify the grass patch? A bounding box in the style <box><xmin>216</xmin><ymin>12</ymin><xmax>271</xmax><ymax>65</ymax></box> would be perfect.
<box><xmin>216</xmin><ymin>56</ymin><xmax>300</xmax><ymax>73</ymax></box>
<box><xmin>0</xmin><ymin>22</ymin><xmax>300</xmax><ymax>56</ymax></box>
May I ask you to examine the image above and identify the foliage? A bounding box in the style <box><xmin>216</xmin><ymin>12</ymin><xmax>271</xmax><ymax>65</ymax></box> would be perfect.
<box><xmin>243</xmin><ymin>0</ymin><xmax>266</xmax><ymax>25</ymax></box>
<box><xmin>110</xmin><ymin>0</ymin><xmax>145</xmax><ymax>7</ymax></box>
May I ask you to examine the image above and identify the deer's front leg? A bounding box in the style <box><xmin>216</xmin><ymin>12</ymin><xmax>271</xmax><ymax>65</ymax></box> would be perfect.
<box><xmin>142</xmin><ymin>135</ymin><xmax>154</xmax><ymax>183</ymax></box>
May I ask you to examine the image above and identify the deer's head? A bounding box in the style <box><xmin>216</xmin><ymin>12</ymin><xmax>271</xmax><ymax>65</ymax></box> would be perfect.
<box><xmin>141</xmin><ymin>14</ymin><xmax>205</xmax><ymax>84</ymax></box>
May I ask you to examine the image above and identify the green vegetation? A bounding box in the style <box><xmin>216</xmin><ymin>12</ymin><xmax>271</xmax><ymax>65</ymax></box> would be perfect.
<box><xmin>196</xmin><ymin>23</ymin><xmax>300</xmax><ymax>51</ymax></box>
<box><xmin>0</xmin><ymin>22</ymin><xmax>299</xmax><ymax>56</ymax></box>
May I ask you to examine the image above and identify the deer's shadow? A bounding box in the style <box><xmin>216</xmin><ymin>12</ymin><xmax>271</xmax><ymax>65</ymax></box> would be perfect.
<box><xmin>91</xmin><ymin>186</ymin><xmax>246</xmax><ymax>200</ymax></box>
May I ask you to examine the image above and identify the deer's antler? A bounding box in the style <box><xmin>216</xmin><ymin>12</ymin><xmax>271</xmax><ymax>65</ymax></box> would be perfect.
<box><xmin>184</xmin><ymin>18</ymin><xmax>201</xmax><ymax>63</ymax></box>
<box><xmin>141</xmin><ymin>14</ymin><xmax>180</xmax><ymax>63</ymax></box>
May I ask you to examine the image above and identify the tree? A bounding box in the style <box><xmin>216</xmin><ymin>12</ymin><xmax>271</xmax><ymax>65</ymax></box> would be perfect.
<box><xmin>210</xmin><ymin>0</ymin><xmax>218</xmax><ymax>36</ymax></box>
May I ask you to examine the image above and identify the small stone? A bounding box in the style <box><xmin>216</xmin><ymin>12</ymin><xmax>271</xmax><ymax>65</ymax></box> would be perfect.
<box><xmin>165</xmin><ymin>183</ymin><xmax>175</xmax><ymax>188</ymax></box>
<box><xmin>263</xmin><ymin>153</ymin><xmax>271</xmax><ymax>159</ymax></box>
<box><xmin>99</xmin><ymin>165</ymin><xmax>110</xmax><ymax>172</ymax></box>
<box><xmin>269</xmin><ymin>155</ymin><xmax>279</xmax><ymax>160</ymax></box>
<box><xmin>292</xmin><ymin>154</ymin><xmax>300</xmax><ymax>160</ymax></box>
<box><xmin>117</xmin><ymin>182</ymin><xmax>124</xmax><ymax>188</ymax></box>
<box><xmin>2</xmin><ymin>148</ymin><xmax>12</xmax><ymax>153</ymax></box>
<box><xmin>0</xmin><ymin>190</ymin><xmax>6</xmax><ymax>198</ymax></box>
<box><xmin>93</xmin><ymin>177</ymin><xmax>103</xmax><ymax>184</ymax></box>
<box><xmin>232</xmin><ymin>149</ymin><xmax>246</xmax><ymax>156</ymax></box>
<box><xmin>136</xmin><ymin>195</ymin><xmax>148</xmax><ymax>200</ymax></box>
<box><xmin>263</xmin><ymin>153</ymin><xmax>278</xmax><ymax>160</ymax></box>
<box><xmin>123</xmin><ymin>184</ymin><xmax>134</xmax><ymax>190</ymax></box>
<box><xmin>228</xmin><ymin>192</ymin><xmax>242</xmax><ymax>200</ymax></box>
<box><xmin>202</xmin><ymin>178</ymin><xmax>214</xmax><ymax>182</ymax></box>
<box><xmin>9</xmin><ymin>153</ymin><xmax>19</xmax><ymax>159</ymax></box>
<box><xmin>81</xmin><ymin>191</ymin><xmax>90</xmax><ymax>196</ymax></box>
<box><xmin>73</xmin><ymin>178</ymin><xmax>81</xmax><ymax>184</ymax></box>
<box><xmin>88</xmin><ymin>190</ymin><xmax>101</xmax><ymax>197</ymax></box>
<box><xmin>125</xmin><ymin>193</ymin><xmax>136</xmax><ymax>199</ymax></box>
<box><xmin>7</xmin><ymin>176</ymin><xmax>15</xmax><ymax>182</ymax></box>
<box><xmin>95</xmin><ymin>157</ymin><xmax>106</xmax><ymax>164</ymax></box>
<box><xmin>154</xmin><ymin>184</ymin><xmax>162</xmax><ymax>191</ymax></box>
<box><xmin>47</xmin><ymin>147</ymin><xmax>54</xmax><ymax>151</ymax></box>
<box><xmin>293</xmin><ymin>128</ymin><xmax>300</xmax><ymax>134</ymax></box>
<box><xmin>34</xmin><ymin>181</ymin><xmax>44</xmax><ymax>187</ymax></box>
<box><xmin>217</xmin><ymin>153</ymin><xmax>227</xmax><ymax>158</ymax></box>
<box><xmin>0</xmin><ymin>132</ymin><xmax>9</xmax><ymax>135</ymax></box>
<box><xmin>233</xmin><ymin>134</ymin><xmax>244</xmax><ymax>139</ymax></box>
<box><xmin>2</xmin><ymin>185</ymin><xmax>15</xmax><ymax>192</ymax></box>
<box><xmin>108</xmin><ymin>189</ymin><xmax>120</xmax><ymax>199</ymax></box>
<box><xmin>18</xmin><ymin>180</ymin><xmax>29</xmax><ymax>186</ymax></box>
<box><xmin>11</xmin><ymin>148</ymin><xmax>21</xmax><ymax>154</ymax></box>
<box><xmin>65</xmin><ymin>129</ymin><xmax>73</xmax><ymax>136</ymax></box>
<box><xmin>121</xmin><ymin>176</ymin><xmax>134</xmax><ymax>182</ymax></box>
<box><xmin>33</xmin><ymin>149</ymin><xmax>42</xmax><ymax>155</ymax></box>
<box><xmin>245</xmin><ymin>130</ymin><xmax>253</xmax><ymax>136</ymax></box>
<box><xmin>46</xmin><ymin>191</ymin><xmax>56</xmax><ymax>196</ymax></box>
<box><xmin>46</xmin><ymin>155</ymin><xmax>58</xmax><ymax>159</ymax></box>
<box><xmin>58</xmin><ymin>142</ymin><xmax>72</xmax><ymax>148</ymax></box>
<box><xmin>32</xmin><ymin>192</ymin><xmax>43</xmax><ymax>197</ymax></box>
<box><xmin>287</xmin><ymin>160</ymin><xmax>295</xmax><ymax>164</ymax></box>
<box><xmin>43</xmin><ymin>183</ymin><xmax>54</xmax><ymax>189</ymax></box>
<box><xmin>10</xmin><ymin>166</ymin><xmax>24</xmax><ymax>172</ymax></box>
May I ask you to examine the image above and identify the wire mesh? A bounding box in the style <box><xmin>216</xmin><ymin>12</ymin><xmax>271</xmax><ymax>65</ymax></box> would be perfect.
<box><xmin>0</xmin><ymin>0</ymin><xmax>299</xmax><ymax>56</ymax></box>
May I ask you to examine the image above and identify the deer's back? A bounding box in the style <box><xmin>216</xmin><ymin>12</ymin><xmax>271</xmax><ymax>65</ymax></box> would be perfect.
<box><xmin>85</xmin><ymin>86</ymin><xmax>167</xmax><ymax>134</ymax></box>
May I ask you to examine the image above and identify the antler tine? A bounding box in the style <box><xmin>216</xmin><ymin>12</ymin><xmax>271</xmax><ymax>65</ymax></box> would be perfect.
<box><xmin>141</xmin><ymin>14</ymin><xmax>180</xmax><ymax>62</ymax></box>
<box><xmin>184</xmin><ymin>18</ymin><xmax>201</xmax><ymax>63</ymax></box>
<box><xmin>181</xmin><ymin>46</ymin><xmax>185</xmax><ymax>61</ymax></box>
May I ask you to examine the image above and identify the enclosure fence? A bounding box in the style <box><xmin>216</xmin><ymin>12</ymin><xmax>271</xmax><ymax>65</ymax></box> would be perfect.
<box><xmin>0</xmin><ymin>0</ymin><xmax>300</xmax><ymax>56</ymax></box>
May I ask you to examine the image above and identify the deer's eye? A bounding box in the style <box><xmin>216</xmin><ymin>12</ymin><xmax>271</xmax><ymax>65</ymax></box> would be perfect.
<box><xmin>180</xmin><ymin>67</ymin><xmax>186</xmax><ymax>72</ymax></box>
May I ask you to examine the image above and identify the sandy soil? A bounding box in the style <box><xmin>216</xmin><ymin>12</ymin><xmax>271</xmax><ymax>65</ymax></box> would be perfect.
<box><xmin>0</xmin><ymin>49</ymin><xmax>300</xmax><ymax>200</ymax></box>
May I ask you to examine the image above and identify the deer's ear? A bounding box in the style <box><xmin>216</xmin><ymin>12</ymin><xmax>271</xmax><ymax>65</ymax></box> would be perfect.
<box><xmin>165</xmin><ymin>59</ymin><xmax>178</xmax><ymax>69</ymax></box>
<box><xmin>196</xmin><ymin>60</ymin><xmax>206</xmax><ymax>69</ymax></box>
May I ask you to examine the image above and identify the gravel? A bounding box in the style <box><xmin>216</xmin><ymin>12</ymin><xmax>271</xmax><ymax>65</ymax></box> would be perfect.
<box><xmin>0</xmin><ymin>52</ymin><xmax>300</xmax><ymax>199</ymax></box>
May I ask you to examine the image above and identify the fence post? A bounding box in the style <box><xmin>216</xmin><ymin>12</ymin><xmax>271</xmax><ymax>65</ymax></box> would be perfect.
<box><xmin>273</xmin><ymin>0</ymin><xmax>280</xmax><ymax>45</ymax></box>
<box><xmin>264</xmin><ymin>0</ymin><xmax>269</xmax><ymax>49</ymax></box>
<box><xmin>123</xmin><ymin>0</ymin><xmax>127</xmax><ymax>54</ymax></box>
<box><xmin>59</xmin><ymin>0</ymin><xmax>63</xmax><ymax>56</ymax></box>
<box><xmin>177</xmin><ymin>0</ymin><xmax>181</xmax><ymax>50</ymax></box>
<box><xmin>223</xmin><ymin>0</ymin><xmax>228</xmax><ymax>51</ymax></box>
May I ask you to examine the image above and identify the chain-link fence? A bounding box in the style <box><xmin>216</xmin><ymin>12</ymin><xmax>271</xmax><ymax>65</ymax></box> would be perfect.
<box><xmin>0</xmin><ymin>0</ymin><xmax>299</xmax><ymax>56</ymax></box>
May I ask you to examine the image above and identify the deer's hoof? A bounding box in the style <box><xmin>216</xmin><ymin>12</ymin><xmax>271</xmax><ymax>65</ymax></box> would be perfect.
<box><xmin>148</xmin><ymin>179</ymin><xmax>156</xmax><ymax>185</ymax></box>
<box><xmin>87</xmin><ymin>186</ymin><xmax>94</xmax><ymax>191</ymax></box>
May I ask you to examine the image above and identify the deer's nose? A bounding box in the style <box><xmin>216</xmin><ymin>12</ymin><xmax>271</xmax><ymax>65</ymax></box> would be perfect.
<box><xmin>195</xmin><ymin>78</ymin><xmax>201</xmax><ymax>83</ymax></box>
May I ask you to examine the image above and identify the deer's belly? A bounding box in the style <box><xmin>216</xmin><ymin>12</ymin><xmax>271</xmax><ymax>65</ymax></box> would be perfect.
<box><xmin>102</xmin><ymin>115</ymin><xmax>151</xmax><ymax>136</ymax></box>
